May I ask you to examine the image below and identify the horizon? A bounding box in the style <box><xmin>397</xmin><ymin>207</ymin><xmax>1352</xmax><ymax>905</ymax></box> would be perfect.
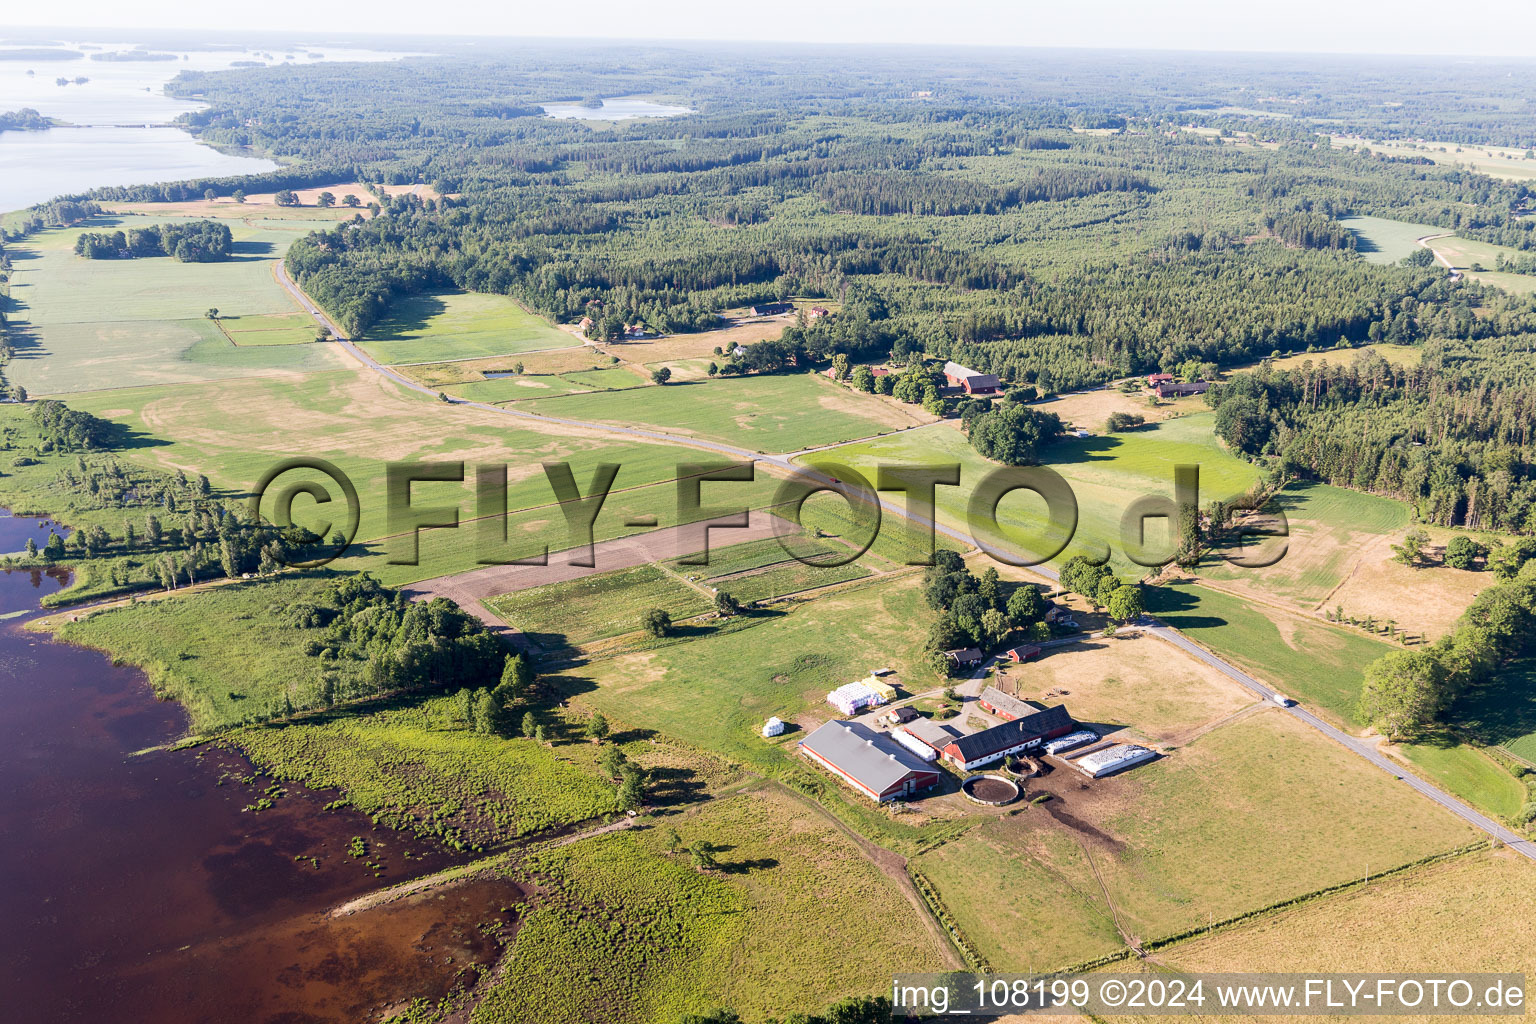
<box><xmin>5</xmin><ymin>0</ymin><xmax>1536</xmax><ymax>60</ymax></box>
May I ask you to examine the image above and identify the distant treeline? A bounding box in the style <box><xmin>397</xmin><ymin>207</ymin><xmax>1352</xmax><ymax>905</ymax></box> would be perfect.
<box><xmin>0</xmin><ymin>108</ymin><xmax>50</xmax><ymax>131</ymax></box>
<box><xmin>75</xmin><ymin>220</ymin><xmax>233</xmax><ymax>262</ymax></box>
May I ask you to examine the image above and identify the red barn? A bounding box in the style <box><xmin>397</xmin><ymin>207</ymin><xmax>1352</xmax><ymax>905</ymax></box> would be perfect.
<box><xmin>942</xmin><ymin>361</ymin><xmax>1001</xmax><ymax>395</ymax></box>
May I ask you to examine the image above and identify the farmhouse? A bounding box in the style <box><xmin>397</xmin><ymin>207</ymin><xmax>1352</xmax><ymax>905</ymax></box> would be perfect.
<box><xmin>798</xmin><ymin>720</ymin><xmax>941</xmax><ymax>802</ymax></box>
<box><xmin>809</xmin><ymin>306</ymin><xmax>830</xmax><ymax>319</ymax></box>
<box><xmin>977</xmin><ymin>686</ymin><xmax>1037</xmax><ymax>721</ymax></box>
<box><xmin>1155</xmin><ymin>380</ymin><xmax>1209</xmax><ymax>398</ymax></box>
<box><xmin>577</xmin><ymin>316</ymin><xmax>594</xmax><ymax>332</ymax></box>
<box><xmin>1147</xmin><ymin>372</ymin><xmax>1174</xmax><ymax>386</ymax></box>
<box><xmin>884</xmin><ymin>705</ymin><xmax>920</xmax><ymax>725</ymax></box>
<box><xmin>751</xmin><ymin>301</ymin><xmax>794</xmax><ymax>316</ymax></box>
<box><xmin>1003</xmin><ymin>644</ymin><xmax>1041</xmax><ymax>663</ymax></box>
<box><xmin>939</xmin><ymin>705</ymin><xmax>1075</xmax><ymax>770</ymax></box>
<box><xmin>623</xmin><ymin>324</ymin><xmax>649</xmax><ymax>339</ymax></box>
<box><xmin>943</xmin><ymin>647</ymin><xmax>983</xmax><ymax>668</ymax></box>
<box><xmin>942</xmin><ymin>361</ymin><xmax>1002</xmax><ymax>395</ymax></box>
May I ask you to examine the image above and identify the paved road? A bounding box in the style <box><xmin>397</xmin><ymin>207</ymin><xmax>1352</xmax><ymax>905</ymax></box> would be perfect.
<box><xmin>276</xmin><ymin>260</ymin><xmax>1535</xmax><ymax>860</ymax></box>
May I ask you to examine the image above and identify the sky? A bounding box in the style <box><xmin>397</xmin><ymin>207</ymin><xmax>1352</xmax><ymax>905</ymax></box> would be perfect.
<box><xmin>6</xmin><ymin>0</ymin><xmax>1536</xmax><ymax>57</ymax></box>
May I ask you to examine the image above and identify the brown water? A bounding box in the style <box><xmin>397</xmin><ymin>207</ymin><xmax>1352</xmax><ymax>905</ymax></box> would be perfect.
<box><xmin>0</xmin><ymin>513</ymin><xmax>521</xmax><ymax>1023</ymax></box>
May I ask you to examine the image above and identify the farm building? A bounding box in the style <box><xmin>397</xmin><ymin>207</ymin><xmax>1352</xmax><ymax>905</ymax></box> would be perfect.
<box><xmin>798</xmin><ymin>721</ymin><xmax>941</xmax><ymax>802</ymax></box>
<box><xmin>1044</xmin><ymin>729</ymin><xmax>1098</xmax><ymax>756</ymax></box>
<box><xmin>827</xmin><ymin>680</ymin><xmax>887</xmax><ymax>715</ymax></box>
<box><xmin>1043</xmin><ymin>605</ymin><xmax>1073</xmax><ymax>624</ymax></box>
<box><xmin>901</xmin><ymin>719</ymin><xmax>962</xmax><ymax>752</ymax></box>
<box><xmin>809</xmin><ymin>306</ymin><xmax>831</xmax><ymax>319</ymax></box>
<box><xmin>1155</xmin><ymin>380</ymin><xmax>1209</xmax><ymax>399</ymax></box>
<box><xmin>978</xmin><ymin>686</ymin><xmax>1037</xmax><ymax>721</ymax></box>
<box><xmin>884</xmin><ymin>705</ymin><xmax>920</xmax><ymax>726</ymax></box>
<box><xmin>1074</xmin><ymin>743</ymin><xmax>1157</xmax><ymax>777</ymax></box>
<box><xmin>1147</xmin><ymin>372</ymin><xmax>1174</xmax><ymax>386</ymax></box>
<box><xmin>577</xmin><ymin>316</ymin><xmax>594</xmax><ymax>332</ymax></box>
<box><xmin>941</xmin><ymin>361</ymin><xmax>1002</xmax><ymax>395</ymax></box>
<box><xmin>943</xmin><ymin>647</ymin><xmax>983</xmax><ymax>668</ymax></box>
<box><xmin>939</xmin><ymin>705</ymin><xmax>1075</xmax><ymax>770</ymax></box>
<box><xmin>762</xmin><ymin>716</ymin><xmax>786</xmax><ymax>738</ymax></box>
<box><xmin>750</xmin><ymin>301</ymin><xmax>794</xmax><ymax>316</ymax></box>
<box><xmin>1003</xmin><ymin>644</ymin><xmax>1041</xmax><ymax>663</ymax></box>
<box><xmin>622</xmin><ymin>324</ymin><xmax>649</xmax><ymax>339</ymax></box>
<box><xmin>890</xmin><ymin>727</ymin><xmax>940</xmax><ymax>763</ymax></box>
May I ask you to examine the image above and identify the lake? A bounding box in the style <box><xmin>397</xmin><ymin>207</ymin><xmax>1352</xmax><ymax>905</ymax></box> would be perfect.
<box><xmin>543</xmin><ymin>95</ymin><xmax>693</xmax><ymax>120</ymax></box>
<box><xmin>0</xmin><ymin>507</ymin><xmax>524</xmax><ymax>1022</ymax></box>
<box><xmin>0</xmin><ymin>41</ymin><xmax>413</xmax><ymax>213</ymax></box>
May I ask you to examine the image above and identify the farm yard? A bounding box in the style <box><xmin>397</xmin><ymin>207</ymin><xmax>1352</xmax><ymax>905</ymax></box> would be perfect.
<box><xmin>913</xmin><ymin>711</ymin><xmax>1476</xmax><ymax>970</ymax></box>
<box><xmin>353</xmin><ymin>290</ymin><xmax>581</xmax><ymax>364</ymax></box>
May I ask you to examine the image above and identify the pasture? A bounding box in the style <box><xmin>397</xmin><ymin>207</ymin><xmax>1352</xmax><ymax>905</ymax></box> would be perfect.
<box><xmin>4</xmin><ymin>215</ymin><xmax>345</xmax><ymax>394</ymax></box>
<box><xmin>1337</xmin><ymin>215</ymin><xmax>1444</xmax><ymax>264</ymax></box>
<box><xmin>219</xmin><ymin>311</ymin><xmax>322</xmax><ymax>346</ymax></box>
<box><xmin>916</xmin><ymin>712</ymin><xmax>1475</xmax><ymax>968</ymax></box>
<box><xmin>1256</xmin><ymin>342</ymin><xmax>1422</xmax><ymax>372</ymax></box>
<box><xmin>485</xmin><ymin>564</ymin><xmax>713</xmax><ymax>647</ymax></box>
<box><xmin>1336</xmin><ymin>134</ymin><xmax>1536</xmax><ymax>182</ymax></box>
<box><xmin>354</xmin><ymin>291</ymin><xmax>579</xmax><ymax>364</ymax></box>
<box><xmin>1198</xmin><ymin>481</ymin><xmax>1411</xmax><ymax>611</ymax></box>
<box><xmin>1424</xmin><ymin>234</ymin><xmax>1536</xmax><ymax>296</ymax></box>
<box><xmin>516</xmin><ymin>373</ymin><xmax>922</xmax><ymax>452</ymax></box>
<box><xmin>1138</xmin><ymin>851</ymin><xmax>1536</xmax><ymax>986</ymax></box>
<box><xmin>568</xmin><ymin>575</ymin><xmax>940</xmax><ymax>772</ymax></box>
<box><xmin>480</xmin><ymin>786</ymin><xmax>951</xmax><ymax>1024</ymax></box>
<box><xmin>811</xmin><ymin>413</ymin><xmax>1261</xmax><ymax>574</ymax></box>
<box><xmin>1144</xmin><ymin>583</ymin><xmax>1390</xmax><ymax>724</ymax></box>
<box><xmin>62</xmin><ymin>366</ymin><xmax>781</xmax><ymax>586</ymax></box>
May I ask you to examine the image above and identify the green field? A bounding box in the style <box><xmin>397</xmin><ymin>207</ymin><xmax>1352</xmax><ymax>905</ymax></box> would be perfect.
<box><xmin>1422</xmin><ymin>234</ymin><xmax>1536</xmax><ymax>296</ymax></box>
<box><xmin>1144</xmin><ymin>583</ymin><xmax>1522</xmax><ymax>815</ymax></box>
<box><xmin>1391</xmin><ymin>738</ymin><xmax>1526</xmax><ymax>819</ymax></box>
<box><xmin>1144</xmin><ymin>583</ymin><xmax>1390</xmax><ymax>724</ymax></box>
<box><xmin>1337</xmin><ymin>215</ymin><xmax>1445</xmax><ymax>264</ymax></box>
<box><xmin>486</xmin><ymin>564</ymin><xmax>713</xmax><ymax>647</ymax></box>
<box><xmin>220</xmin><ymin>311</ymin><xmax>321</xmax><ymax>346</ymax></box>
<box><xmin>6</xmin><ymin>215</ymin><xmax>346</xmax><ymax>394</ymax></box>
<box><xmin>517</xmin><ymin>373</ymin><xmax>911</xmax><ymax>453</ymax></box>
<box><xmin>481</xmin><ymin>787</ymin><xmax>951</xmax><ymax>1024</ymax></box>
<box><xmin>809</xmin><ymin>414</ymin><xmax>1260</xmax><ymax>574</ymax></box>
<box><xmin>61</xmin><ymin>370</ymin><xmax>783</xmax><ymax>586</ymax></box>
<box><xmin>1199</xmin><ymin>481</ymin><xmax>1410</xmax><ymax>607</ymax></box>
<box><xmin>57</xmin><ymin>574</ymin><xmax>342</xmax><ymax>730</ymax></box>
<box><xmin>668</xmin><ymin>535</ymin><xmax>879</xmax><ymax>603</ymax></box>
<box><xmin>570</xmin><ymin>575</ymin><xmax>940</xmax><ymax>773</ymax></box>
<box><xmin>355</xmin><ymin>291</ymin><xmax>579</xmax><ymax>364</ymax></box>
<box><xmin>917</xmin><ymin>713</ymin><xmax>1475</xmax><ymax>968</ymax></box>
